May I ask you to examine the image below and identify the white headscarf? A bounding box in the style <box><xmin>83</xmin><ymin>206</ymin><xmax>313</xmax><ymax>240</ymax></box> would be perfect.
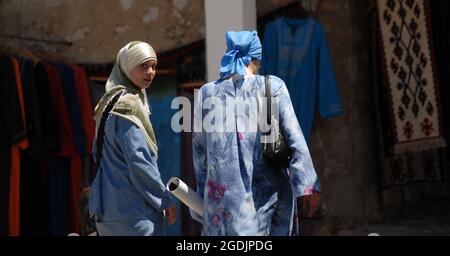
<box><xmin>95</xmin><ymin>41</ymin><xmax>159</xmax><ymax>157</ymax></box>
<box><xmin>106</xmin><ymin>41</ymin><xmax>157</xmax><ymax>92</ymax></box>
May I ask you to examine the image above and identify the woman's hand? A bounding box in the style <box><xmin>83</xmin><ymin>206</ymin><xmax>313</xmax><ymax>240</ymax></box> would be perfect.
<box><xmin>165</xmin><ymin>205</ymin><xmax>177</xmax><ymax>225</ymax></box>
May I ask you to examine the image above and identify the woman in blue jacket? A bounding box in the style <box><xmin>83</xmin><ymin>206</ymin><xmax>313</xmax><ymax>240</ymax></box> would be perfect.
<box><xmin>89</xmin><ymin>41</ymin><xmax>176</xmax><ymax>236</ymax></box>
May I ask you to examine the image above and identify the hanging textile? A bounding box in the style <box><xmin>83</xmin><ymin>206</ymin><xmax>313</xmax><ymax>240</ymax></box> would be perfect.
<box><xmin>376</xmin><ymin>0</ymin><xmax>446</xmax><ymax>154</ymax></box>
<box><xmin>381</xmin><ymin>150</ymin><xmax>444</xmax><ymax>188</ymax></box>
<box><xmin>261</xmin><ymin>17</ymin><xmax>344</xmax><ymax>141</ymax></box>
<box><xmin>1</xmin><ymin>51</ymin><xmax>97</xmax><ymax>235</ymax></box>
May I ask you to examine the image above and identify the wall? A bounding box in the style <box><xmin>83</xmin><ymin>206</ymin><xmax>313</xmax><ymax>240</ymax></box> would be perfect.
<box><xmin>304</xmin><ymin>0</ymin><xmax>381</xmax><ymax>233</ymax></box>
<box><xmin>0</xmin><ymin>0</ymin><xmax>205</xmax><ymax>63</ymax></box>
<box><xmin>204</xmin><ymin>0</ymin><xmax>256</xmax><ymax>81</ymax></box>
<box><xmin>256</xmin><ymin>0</ymin><xmax>382</xmax><ymax>234</ymax></box>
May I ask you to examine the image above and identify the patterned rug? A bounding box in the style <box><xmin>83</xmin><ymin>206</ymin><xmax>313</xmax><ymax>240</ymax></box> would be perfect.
<box><xmin>381</xmin><ymin>150</ymin><xmax>444</xmax><ymax>188</ymax></box>
<box><xmin>377</xmin><ymin>0</ymin><xmax>446</xmax><ymax>154</ymax></box>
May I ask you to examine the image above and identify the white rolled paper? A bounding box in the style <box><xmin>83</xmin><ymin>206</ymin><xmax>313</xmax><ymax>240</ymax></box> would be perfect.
<box><xmin>166</xmin><ymin>177</ymin><xmax>203</xmax><ymax>218</ymax></box>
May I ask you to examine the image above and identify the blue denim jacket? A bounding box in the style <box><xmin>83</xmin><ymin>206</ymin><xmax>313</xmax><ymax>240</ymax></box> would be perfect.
<box><xmin>89</xmin><ymin>115</ymin><xmax>172</xmax><ymax>236</ymax></box>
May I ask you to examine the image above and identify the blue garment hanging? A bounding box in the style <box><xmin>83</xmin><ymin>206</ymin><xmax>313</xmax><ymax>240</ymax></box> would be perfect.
<box><xmin>261</xmin><ymin>17</ymin><xmax>344</xmax><ymax>141</ymax></box>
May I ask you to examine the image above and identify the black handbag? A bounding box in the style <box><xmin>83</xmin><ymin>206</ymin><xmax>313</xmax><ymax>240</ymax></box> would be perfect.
<box><xmin>261</xmin><ymin>75</ymin><xmax>291</xmax><ymax>169</ymax></box>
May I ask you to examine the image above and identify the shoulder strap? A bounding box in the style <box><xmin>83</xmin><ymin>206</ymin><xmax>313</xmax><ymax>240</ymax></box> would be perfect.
<box><xmin>94</xmin><ymin>92</ymin><xmax>123</xmax><ymax>168</ymax></box>
<box><xmin>265</xmin><ymin>75</ymin><xmax>272</xmax><ymax>125</ymax></box>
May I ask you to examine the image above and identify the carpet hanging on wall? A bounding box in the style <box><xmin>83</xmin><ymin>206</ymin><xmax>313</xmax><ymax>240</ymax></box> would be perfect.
<box><xmin>377</xmin><ymin>0</ymin><xmax>446</xmax><ymax>154</ymax></box>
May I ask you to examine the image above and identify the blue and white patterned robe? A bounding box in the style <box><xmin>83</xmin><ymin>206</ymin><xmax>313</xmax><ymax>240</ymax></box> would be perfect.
<box><xmin>192</xmin><ymin>75</ymin><xmax>319</xmax><ymax>236</ymax></box>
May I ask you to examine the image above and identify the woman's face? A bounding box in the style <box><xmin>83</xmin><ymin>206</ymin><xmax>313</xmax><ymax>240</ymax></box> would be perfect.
<box><xmin>129</xmin><ymin>60</ymin><xmax>157</xmax><ymax>89</ymax></box>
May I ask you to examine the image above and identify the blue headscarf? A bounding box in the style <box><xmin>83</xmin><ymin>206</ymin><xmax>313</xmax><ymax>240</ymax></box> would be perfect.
<box><xmin>219</xmin><ymin>31</ymin><xmax>262</xmax><ymax>80</ymax></box>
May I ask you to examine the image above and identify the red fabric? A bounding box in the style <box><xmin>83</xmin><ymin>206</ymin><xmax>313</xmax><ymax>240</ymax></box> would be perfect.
<box><xmin>64</xmin><ymin>64</ymin><xmax>95</xmax><ymax>234</ymax></box>
<box><xmin>44</xmin><ymin>63</ymin><xmax>82</xmax><ymax>235</ymax></box>
<box><xmin>67</xmin><ymin>64</ymin><xmax>95</xmax><ymax>153</ymax></box>
<box><xmin>43</xmin><ymin>63</ymin><xmax>76</xmax><ymax>157</ymax></box>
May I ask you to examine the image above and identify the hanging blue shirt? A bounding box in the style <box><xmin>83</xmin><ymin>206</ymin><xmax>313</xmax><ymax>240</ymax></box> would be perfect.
<box><xmin>261</xmin><ymin>17</ymin><xmax>344</xmax><ymax>141</ymax></box>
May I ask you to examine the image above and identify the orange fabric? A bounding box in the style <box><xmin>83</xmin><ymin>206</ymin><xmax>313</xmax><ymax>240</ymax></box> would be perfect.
<box><xmin>9</xmin><ymin>146</ymin><xmax>23</xmax><ymax>236</ymax></box>
<box><xmin>11</xmin><ymin>58</ymin><xmax>27</xmax><ymax>127</ymax></box>
<box><xmin>9</xmin><ymin>57</ymin><xmax>29</xmax><ymax>236</ymax></box>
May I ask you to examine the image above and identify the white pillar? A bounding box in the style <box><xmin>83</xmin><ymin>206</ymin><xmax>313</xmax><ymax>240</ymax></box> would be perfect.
<box><xmin>204</xmin><ymin>0</ymin><xmax>257</xmax><ymax>82</ymax></box>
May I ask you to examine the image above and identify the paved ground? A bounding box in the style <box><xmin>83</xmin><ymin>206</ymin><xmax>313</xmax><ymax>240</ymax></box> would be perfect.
<box><xmin>336</xmin><ymin>218</ymin><xmax>450</xmax><ymax>236</ymax></box>
<box><xmin>299</xmin><ymin>200</ymin><xmax>450</xmax><ymax>236</ymax></box>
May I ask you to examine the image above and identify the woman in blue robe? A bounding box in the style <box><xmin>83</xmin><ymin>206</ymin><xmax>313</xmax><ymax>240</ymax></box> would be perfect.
<box><xmin>192</xmin><ymin>31</ymin><xmax>319</xmax><ymax>236</ymax></box>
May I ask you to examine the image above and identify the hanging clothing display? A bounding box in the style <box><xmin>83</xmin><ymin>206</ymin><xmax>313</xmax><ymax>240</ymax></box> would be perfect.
<box><xmin>261</xmin><ymin>17</ymin><xmax>344</xmax><ymax>141</ymax></box>
<box><xmin>18</xmin><ymin>60</ymin><xmax>58</xmax><ymax>235</ymax></box>
<box><xmin>34</xmin><ymin>63</ymin><xmax>60</xmax><ymax>153</ymax></box>
<box><xmin>55</xmin><ymin>63</ymin><xmax>87</xmax><ymax>156</ymax></box>
<box><xmin>376</xmin><ymin>0</ymin><xmax>446</xmax><ymax>154</ymax></box>
<box><xmin>45</xmin><ymin>63</ymin><xmax>79</xmax><ymax>235</ymax></box>
<box><xmin>68</xmin><ymin>64</ymin><xmax>95</xmax><ymax>154</ymax></box>
<box><xmin>0</xmin><ymin>52</ymin><xmax>97</xmax><ymax>236</ymax></box>
<box><xmin>44</xmin><ymin>63</ymin><xmax>77</xmax><ymax>156</ymax></box>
